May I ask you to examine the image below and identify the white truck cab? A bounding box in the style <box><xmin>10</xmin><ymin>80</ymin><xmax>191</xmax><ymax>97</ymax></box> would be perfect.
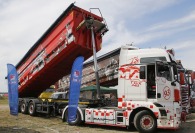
<box><xmin>118</xmin><ymin>46</ymin><xmax>181</xmax><ymax>130</ymax></box>
<box><xmin>62</xmin><ymin>45</ymin><xmax>182</xmax><ymax>133</ymax></box>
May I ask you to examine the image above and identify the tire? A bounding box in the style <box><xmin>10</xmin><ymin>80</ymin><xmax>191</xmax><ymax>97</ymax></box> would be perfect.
<box><xmin>28</xmin><ymin>101</ymin><xmax>36</xmax><ymax>116</ymax></box>
<box><xmin>134</xmin><ymin>110</ymin><xmax>157</xmax><ymax>133</ymax></box>
<box><xmin>20</xmin><ymin>100</ymin><xmax>28</xmax><ymax>114</ymax></box>
<box><xmin>64</xmin><ymin>109</ymin><xmax>82</xmax><ymax>125</ymax></box>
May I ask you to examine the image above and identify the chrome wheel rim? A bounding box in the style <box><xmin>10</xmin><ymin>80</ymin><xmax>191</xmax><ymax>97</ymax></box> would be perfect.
<box><xmin>140</xmin><ymin>115</ymin><xmax>154</xmax><ymax>130</ymax></box>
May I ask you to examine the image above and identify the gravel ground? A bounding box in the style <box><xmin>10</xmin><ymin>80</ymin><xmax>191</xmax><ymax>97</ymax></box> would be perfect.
<box><xmin>1</xmin><ymin>104</ymin><xmax>195</xmax><ymax>133</ymax></box>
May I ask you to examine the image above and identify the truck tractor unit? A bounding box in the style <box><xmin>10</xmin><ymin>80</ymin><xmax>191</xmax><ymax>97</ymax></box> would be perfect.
<box><xmin>62</xmin><ymin>45</ymin><xmax>184</xmax><ymax>133</ymax></box>
<box><xmin>176</xmin><ymin>60</ymin><xmax>195</xmax><ymax>114</ymax></box>
<box><xmin>185</xmin><ymin>69</ymin><xmax>195</xmax><ymax>112</ymax></box>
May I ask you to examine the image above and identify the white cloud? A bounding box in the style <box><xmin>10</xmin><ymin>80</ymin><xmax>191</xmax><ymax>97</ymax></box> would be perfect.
<box><xmin>167</xmin><ymin>40</ymin><xmax>195</xmax><ymax>51</ymax></box>
<box><xmin>146</xmin><ymin>10</ymin><xmax>195</xmax><ymax>32</ymax></box>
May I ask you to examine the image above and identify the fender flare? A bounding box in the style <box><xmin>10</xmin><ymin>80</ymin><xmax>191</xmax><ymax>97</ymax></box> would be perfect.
<box><xmin>62</xmin><ymin>105</ymin><xmax>84</xmax><ymax>121</ymax></box>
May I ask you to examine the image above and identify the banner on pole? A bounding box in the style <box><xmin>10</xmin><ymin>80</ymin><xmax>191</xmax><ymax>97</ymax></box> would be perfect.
<box><xmin>68</xmin><ymin>56</ymin><xmax>84</xmax><ymax>123</ymax></box>
<box><xmin>7</xmin><ymin>64</ymin><xmax>19</xmax><ymax>116</ymax></box>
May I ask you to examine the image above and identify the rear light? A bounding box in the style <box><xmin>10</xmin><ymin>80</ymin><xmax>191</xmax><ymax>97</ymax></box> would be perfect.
<box><xmin>174</xmin><ymin>89</ymin><xmax>180</xmax><ymax>102</ymax></box>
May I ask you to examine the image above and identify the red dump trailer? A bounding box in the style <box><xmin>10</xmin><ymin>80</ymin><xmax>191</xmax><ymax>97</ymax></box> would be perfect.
<box><xmin>16</xmin><ymin>3</ymin><xmax>108</xmax><ymax>97</ymax></box>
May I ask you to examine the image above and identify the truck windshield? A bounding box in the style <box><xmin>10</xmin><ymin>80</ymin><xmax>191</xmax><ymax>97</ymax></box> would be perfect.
<box><xmin>140</xmin><ymin>57</ymin><xmax>166</xmax><ymax>63</ymax></box>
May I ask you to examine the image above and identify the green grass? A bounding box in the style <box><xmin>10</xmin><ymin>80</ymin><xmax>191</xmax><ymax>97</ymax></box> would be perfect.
<box><xmin>0</xmin><ymin>97</ymin><xmax>8</xmax><ymax>105</ymax></box>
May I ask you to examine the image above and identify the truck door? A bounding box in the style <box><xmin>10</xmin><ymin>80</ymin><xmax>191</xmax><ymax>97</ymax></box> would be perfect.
<box><xmin>156</xmin><ymin>61</ymin><xmax>173</xmax><ymax>102</ymax></box>
<box><xmin>125</xmin><ymin>64</ymin><xmax>148</xmax><ymax>101</ymax></box>
<box><xmin>120</xmin><ymin>64</ymin><xmax>147</xmax><ymax>101</ymax></box>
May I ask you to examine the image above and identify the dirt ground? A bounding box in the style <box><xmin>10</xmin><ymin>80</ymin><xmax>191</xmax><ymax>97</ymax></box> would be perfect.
<box><xmin>1</xmin><ymin>104</ymin><xmax>195</xmax><ymax>133</ymax></box>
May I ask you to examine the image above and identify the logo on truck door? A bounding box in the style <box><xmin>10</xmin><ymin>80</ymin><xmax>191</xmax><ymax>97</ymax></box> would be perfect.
<box><xmin>119</xmin><ymin>57</ymin><xmax>145</xmax><ymax>87</ymax></box>
<box><xmin>163</xmin><ymin>86</ymin><xmax>171</xmax><ymax>100</ymax></box>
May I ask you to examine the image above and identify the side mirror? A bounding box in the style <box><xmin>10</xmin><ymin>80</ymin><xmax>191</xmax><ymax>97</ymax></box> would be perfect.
<box><xmin>171</xmin><ymin>81</ymin><xmax>176</xmax><ymax>86</ymax></box>
<box><xmin>180</xmin><ymin>72</ymin><xmax>185</xmax><ymax>85</ymax></box>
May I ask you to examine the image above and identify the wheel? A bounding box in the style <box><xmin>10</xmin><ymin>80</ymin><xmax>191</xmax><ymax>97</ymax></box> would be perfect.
<box><xmin>20</xmin><ymin>100</ymin><xmax>28</xmax><ymax>114</ymax></box>
<box><xmin>134</xmin><ymin>110</ymin><xmax>157</xmax><ymax>133</ymax></box>
<box><xmin>28</xmin><ymin>101</ymin><xmax>36</xmax><ymax>116</ymax></box>
<box><xmin>64</xmin><ymin>109</ymin><xmax>82</xmax><ymax>125</ymax></box>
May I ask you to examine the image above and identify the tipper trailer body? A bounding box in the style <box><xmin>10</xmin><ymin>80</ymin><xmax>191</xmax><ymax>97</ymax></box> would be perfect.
<box><xmin>17</xmin><ymin>3</ymin><xmax>108</xmax><ymax>116</ymax></box>
<box><xmin>16</xmin><ymin>3</ymin><xmax>107</xmax><ymax>97</ymax></box>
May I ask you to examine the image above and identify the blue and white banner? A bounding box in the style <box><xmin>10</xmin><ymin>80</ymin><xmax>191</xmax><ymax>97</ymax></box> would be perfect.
<box><xmin>7</xmin><ymin>64</ymin><xmax>19</xmax><ymax>116</ymax></box>
<box><xmin>68</xmin><ymin>56</ymin><xmax>84</xmax><ymax>123</ymax></box>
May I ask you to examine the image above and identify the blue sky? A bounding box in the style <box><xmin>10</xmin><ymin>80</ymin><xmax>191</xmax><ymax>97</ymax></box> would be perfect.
<box><xmin>0</xmin><ymin>0</ymin><xmax>195</xmax><ymax>92</ymax></box>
